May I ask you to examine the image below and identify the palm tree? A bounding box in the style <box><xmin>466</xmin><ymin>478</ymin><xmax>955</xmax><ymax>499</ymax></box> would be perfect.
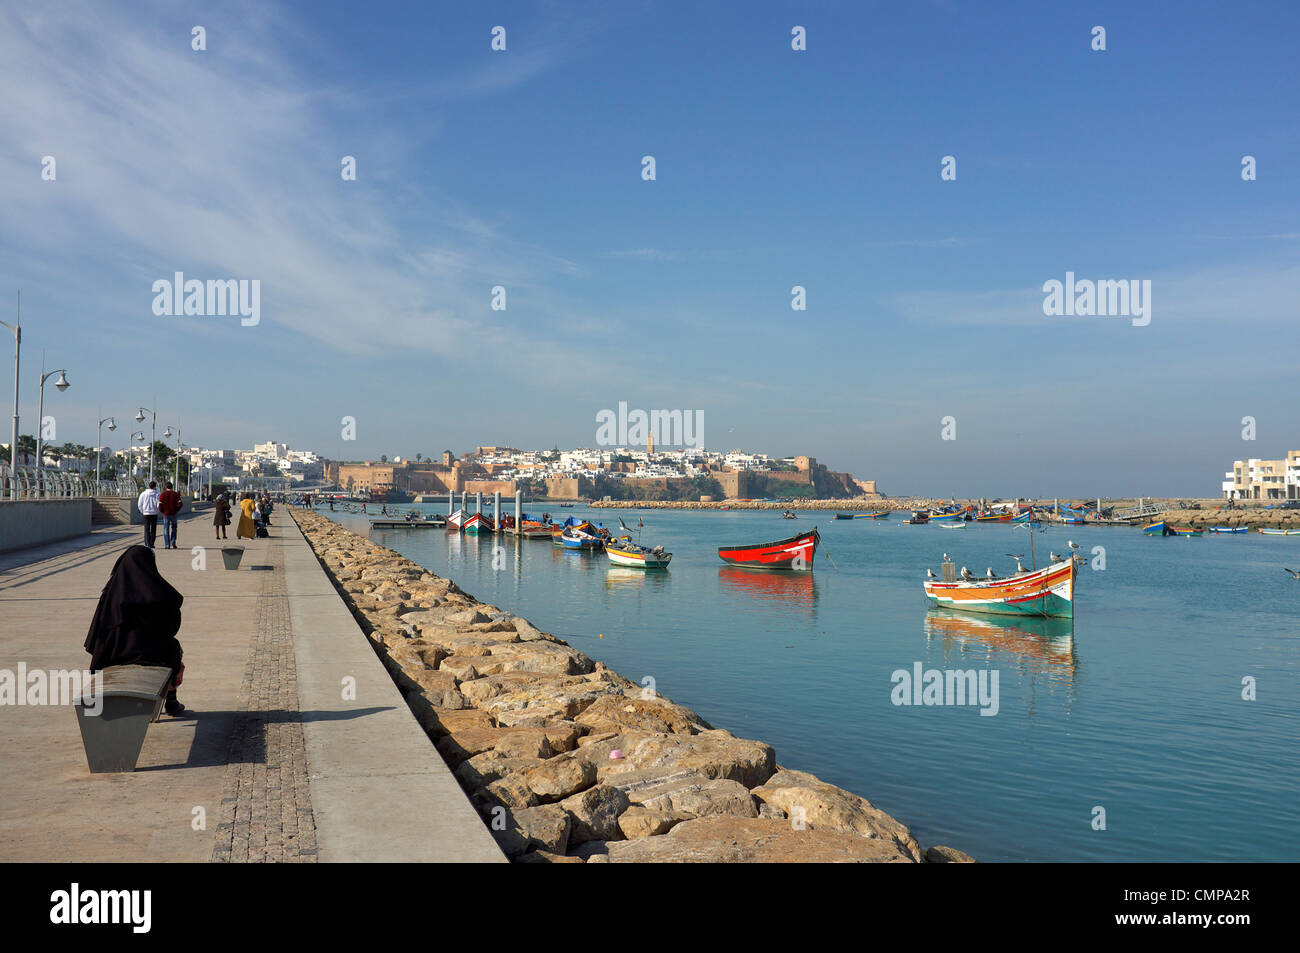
<box><xmin>416</xmin><ymin>453</ymin><xmax>423</xmax><ymax>462</ymax></box>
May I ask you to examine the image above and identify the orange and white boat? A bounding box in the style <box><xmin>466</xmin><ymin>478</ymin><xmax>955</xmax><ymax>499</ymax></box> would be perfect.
<box><xmin>923</xmin><ymin>555</ymin><xmax>1077</xmax><ymax>618</ymax></box>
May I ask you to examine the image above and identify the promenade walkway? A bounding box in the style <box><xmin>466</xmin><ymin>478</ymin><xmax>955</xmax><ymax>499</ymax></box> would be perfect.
<box><xmin>0</xmin><ymin>507</ymin><xmax>503</xmax><ymax>862</ymax></box>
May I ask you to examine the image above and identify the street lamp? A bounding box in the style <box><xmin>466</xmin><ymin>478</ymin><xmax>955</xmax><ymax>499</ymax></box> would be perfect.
<box><xmin>96</xmin><ymin>415</ymin><xmax>116</xmax><ymax>495</ymax></box>
<box><xmin>35</xmin><ymin>360</ymin><xmax>70</xmax><ymax>497</ymax></box>
<box><xmin>135</xmin><ymin>403</ymin><xmax>156</xmax><ymax>483</ymax></box>
<box><xmin>0</xmin><ymin>291</ymin><xmax>19</xmax><ymax>500</ymax></box>
<box><xmin>130</xmin><ymin>431</ymin><xmax>146</xmax><ymax>483</ymax></box>
<box><xmin>163</xmin><ymin>424</ymin><xmax>182</xmax><ymax>490</ymax></box>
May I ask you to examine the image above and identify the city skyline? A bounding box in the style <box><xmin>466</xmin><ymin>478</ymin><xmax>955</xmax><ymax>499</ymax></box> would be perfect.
<box><xmin>2</xmin><ymin>1</ymin><xmax>1297</xmax><ymax>498</ymax></box>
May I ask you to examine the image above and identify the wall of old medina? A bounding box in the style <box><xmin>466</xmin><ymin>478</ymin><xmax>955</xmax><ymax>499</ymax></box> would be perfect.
<box><xmin>714</xmin><ymin>470</ymin><xmax>753</xmax><ymax>499</ymax></box>
<box><xmin>547</xmin><ymin>475</ymin><xmax>595</xmax><ymax>498</ymax></box>
<box><xmin>853</xmin><ymin>479</ymin><xmax>880</xmax><ymax>497</ymax></box>
<box><xmin>463</xmin><ymin>479</ymin><xmax>518</xmax><ymax>496</ymax></box>
<box><xmin>812</xmin><ymin>468</ymin><xmax>861</xmax><ymax>497</ymax></box>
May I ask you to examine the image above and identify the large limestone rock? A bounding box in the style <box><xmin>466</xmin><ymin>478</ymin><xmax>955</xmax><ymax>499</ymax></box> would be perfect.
<box><xmin>599</xmin><ymin>730</ymin><xmax>776</xmax><ymax>788</ymax></box>
<box><xmin>926</xmin><ymin>845</ymin><xmax>976</xmax><ymax>863</ymax></box>
<box><xmin>492</xmin><ymin>804</ymin><xmax>571</xmax><ymax>858</ymax></box>
<box><xmin>559</xmin><ymin>784</ymin><xmax>631</xmax><ymax>843</ymax></box>
<box><xmin>616</xmin><ymin>805</ymin><xmax>688</xmax><ymax>839</ymax></box>
<box><xmin>575</xmin><ymin>694</ymin><xmax>711</xmax><ymax>735</ymax></box>
<box><xmin>633</xmin><ymin>778</ymin><xmax>758</xmax><ymax>819</ymax></box>
<box><xmin>597</xmin><ymin>816</ymin><xmax>918</xmax><ymax>863</ymax></box>
<box><xmin>751</xmin><ymin>769</ymin><xmax>922</xmax><ymax>862</ymax></box>
<box><xmin>524</xmin><ymin>753</ymin><xmax>598</xmax><ymax>801</ymax></box>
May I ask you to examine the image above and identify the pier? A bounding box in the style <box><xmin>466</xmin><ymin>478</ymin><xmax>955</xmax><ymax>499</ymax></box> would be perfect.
<box><xmin>0</xmin><ymin>508</ymin><xmax>503</xmax><ymax>862</ymax></box>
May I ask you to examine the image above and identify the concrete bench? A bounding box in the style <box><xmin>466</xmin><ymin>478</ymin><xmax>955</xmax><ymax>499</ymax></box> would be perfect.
<box><xmin>73</xmin><ymin>665</ymin><xmax>174</xmax><ymax>773</ymax></box>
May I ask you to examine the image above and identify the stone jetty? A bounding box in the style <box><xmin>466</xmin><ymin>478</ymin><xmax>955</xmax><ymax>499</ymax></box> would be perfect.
<box><xmin>291</xmin><ymin>508</ymin><xmax>973</xmax><ymax>863</ymax></box>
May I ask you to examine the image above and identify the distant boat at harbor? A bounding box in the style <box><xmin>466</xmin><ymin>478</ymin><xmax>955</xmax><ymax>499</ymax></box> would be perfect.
<box><xmin>1208</xmin><ymin>526</ymin><xmax>1247</xmax><ymax>534</ymax></box>
<box><xmin>718</xmin><ymin>528</ymin><xmax>819</xmax><ymax>571</ymax></box>
<box><xmin>463</xmin><ymin>513</ymin><xmax>494</xmax><ymax>534</ymax></box>
<box><xmin>446</xmin><ymin>508</ymin><xmax>469</xmax><ymax>531</ymax></box>
<box><xmin>606</xmin><ymin>539</ymin><xmax>671</xmax><ymax>569</ymax></box>
<box><xmin>1260</xmin><ymin>528</ymin><xmax>1300</xmax><ymax>536</ymax></box>
<box><xmin>1143</xmin><ymin>521</ymin><xmax>1170</xmax><ymax>536</ymax></box>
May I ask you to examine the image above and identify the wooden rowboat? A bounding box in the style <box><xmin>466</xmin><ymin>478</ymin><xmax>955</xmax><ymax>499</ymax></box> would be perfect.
<box><xmin>606</xmin><ymin>540</ymin><xmax>671</xmax><ymax>569</ymax></box>
<box><xmin>463</xmin><ymin>513</ymin><xmax>494</xmax><ymax>534</ymax></box>
<box><xmin>718</xmin><ymin>528</ymin><xmax>820</xmax><ymax>571</ymax></box>
<box><xmin>1260</xmin><ymin>528</ymin><xmax>1300</xmax><ymax>536</ymax></box>
<box><xmin>924</xmin><ymin>557</ymin><xmax>1076</xmax><ymax>618</ymax></box>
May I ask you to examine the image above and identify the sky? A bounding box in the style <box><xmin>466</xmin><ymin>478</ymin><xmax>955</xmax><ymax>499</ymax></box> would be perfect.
<box><xmin>1</xmin><ymin>0</ymin><xmax>1297</xmax><ymax>497</ymax></box>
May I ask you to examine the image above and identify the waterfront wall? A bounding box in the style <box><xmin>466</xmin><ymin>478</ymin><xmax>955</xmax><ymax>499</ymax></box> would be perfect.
<box><xmin>291</xmin><ymin>507</ymin><xmax>975</xmax><ymax>864</ymax></box>
<box><xmin>0</xmin><ymin>499</ymin><xmax>91</xmax><ymax>553</ymax></box>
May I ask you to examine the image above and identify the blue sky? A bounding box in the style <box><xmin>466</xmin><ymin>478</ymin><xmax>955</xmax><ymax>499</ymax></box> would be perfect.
<box><xmin>1</xmin><ymin>0</ymin><xmax>1297</xmax><ymax>496</ymax></box>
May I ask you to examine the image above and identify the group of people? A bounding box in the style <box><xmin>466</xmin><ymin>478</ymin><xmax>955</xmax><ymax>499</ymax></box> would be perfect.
<box><xmin>210</xmin><ymin>491</ymin><xmax>274</xmax><ymax>541</ymax></box>
<box><xmin>136</xmin><ymin>481</ymin><xmax>185</xmax><ymax>549</ymax></box>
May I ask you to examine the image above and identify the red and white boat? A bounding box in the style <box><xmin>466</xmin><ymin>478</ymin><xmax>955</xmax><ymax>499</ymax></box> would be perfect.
<box><xmin>463</xmin><ymin>513</ymin><xmax>495</xmax><ymax>534</ymax></box>
<box><xmin>446</xmin><ymin>508</ymin><xmax>469</xmax><ymax>530</ymax></box>
<box><xmin>717</xmin><ymin>528</ymin><xmax>820</xmax><ymax>570</ymax></box>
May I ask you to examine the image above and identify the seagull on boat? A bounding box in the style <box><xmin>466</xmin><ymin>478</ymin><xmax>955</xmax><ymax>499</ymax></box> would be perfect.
<box><xmin>986</xmin><ymin>567</ymin><xmax>996</xmax><ymax>579</ymax></box>
<box><xmin>926</xmin><ymin>568</ymin><xmax>936</xmax><ymax>580</ymax></box>
<box><xmin>960</xmin><ymin>566</ymin><xmax>972</xmax><ymax>580</ymax></box>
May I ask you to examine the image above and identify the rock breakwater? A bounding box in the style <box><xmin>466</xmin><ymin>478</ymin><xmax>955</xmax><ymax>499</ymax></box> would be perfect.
<box><xmin>291</xmin><ymin>508</ymin><xmax>974</xmax><ymax>863</ymax></box>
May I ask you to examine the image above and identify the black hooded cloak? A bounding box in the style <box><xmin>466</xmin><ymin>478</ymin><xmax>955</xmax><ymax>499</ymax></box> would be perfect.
<box><xmin>84</xmin><ymin>545</ymin><xmax>184</xmax><ymax>673</ymax></box>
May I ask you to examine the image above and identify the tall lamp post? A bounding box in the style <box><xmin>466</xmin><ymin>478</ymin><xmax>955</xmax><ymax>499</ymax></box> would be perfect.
<box><xmin>96</xmin><ymin>416</ymin><xmax>116</xmax><ymax>495</ymax></box>
<box><xmin>131</xmin><ymin>431</ymin><xmax>146</xmax><ymax>484</ymax></box>
<box><xmin>35</xmin><ymin>361</ymin><xmax>70</xmax><ymax>497</ymax></box>
<box><xmin>163</xmin><ymin>424</ymin><xmax>182</xmax><ymax>490</ymax></box>
<box><xmin>135</xmin><ymin>404</ymin><xmax>156</xmax><ymax>483</ymax></box>
<box><xmin>0</xmin><ymin>291</ymin><xmax>18</xmax><ymax>500</ymax></box>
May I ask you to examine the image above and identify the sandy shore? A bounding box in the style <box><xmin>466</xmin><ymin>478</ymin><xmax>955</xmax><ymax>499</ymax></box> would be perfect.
<box><xmin>291</xmin><ymin>507</ymin><xmax>975</xmax><ymax>863</ymax></box>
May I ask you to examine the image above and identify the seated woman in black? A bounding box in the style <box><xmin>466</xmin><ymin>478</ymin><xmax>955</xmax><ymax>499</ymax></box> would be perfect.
<box><xmin>84</xmin><ymin>545</ymin><xmax>189</xmax><ymax>717</ymax></box>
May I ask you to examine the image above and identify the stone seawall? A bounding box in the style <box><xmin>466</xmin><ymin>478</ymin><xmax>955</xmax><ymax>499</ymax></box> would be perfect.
<box><xmin>291</xmin><ymin>507</ymin><xmax>974</xmax><ymax>863</ymax></box>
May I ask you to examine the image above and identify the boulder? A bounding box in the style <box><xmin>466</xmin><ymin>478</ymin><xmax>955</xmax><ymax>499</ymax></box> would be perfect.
<box><xmin>598</xmin><ymin>730</ymin><xmax>776</xmax><ymax>788</ymax></box>
<box><xmin>559</xmin><ymin>784</ymin><xmax>631</xmax><ymax>843</ymax></box>
<box><xmin>603</xmin><ymin>816</ymin><xmax>918</xmax><ymax>863</ymax></box>
<box><xmin>751</xmin><ymin>769</ymin><xmax>922</xmax><ymax>862</ymax></box>
<box><xmin>633</xmin><ymin>778</ymin><xmax>758</xmax><ymax>819</ymax></box>
<box><xmin>575</xmin><ymin>694</ymin><xmax>710</xmax><ymax>735</ymax></box>
<box><xmin>490</xmin><ymin>803</ymin><xmax>571</xmax><ymax>858</ymax></box>
<box><xmin>616</xmin><ymin>806</ymin><xmax>688</xmax><ymax>839</ymax></box>
<box><xmin>524</xmin><ymin>754</ymin><xmax>598</xmax><ymax>801</ymax></box>
<box><xmin>925</xmin><ymin>845</ymin><xmax>977</xmax><ymax>863</ymax></box>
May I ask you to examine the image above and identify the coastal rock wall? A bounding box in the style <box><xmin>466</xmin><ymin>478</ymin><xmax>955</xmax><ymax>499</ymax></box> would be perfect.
<box><xmin>291</xmin><ymin>508</ymin><xmax>973</xmax><ymax>864</ymax></box>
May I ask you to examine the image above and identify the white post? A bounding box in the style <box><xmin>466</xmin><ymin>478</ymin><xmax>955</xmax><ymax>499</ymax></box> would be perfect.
<box><xmin>448</xmin><ymin>490</ymin><xmax>453</xmax><ymax>515</ymax></box>
<box><xmin>515</xmin><ymin>489</ymin><xmax>522</xmax><ymax>530</ymax></box>
<box><xmin>476</xmin><ymin>491</ymin><xmax>482</xmax><ymax>515</ymax></box>
<box><xmin>494</xmin><ymin>490</ymin><xmax>501</xmax><ymax>528</ymax></box>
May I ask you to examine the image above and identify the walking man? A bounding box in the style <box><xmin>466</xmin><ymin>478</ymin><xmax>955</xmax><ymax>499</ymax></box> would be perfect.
<box><xmin>138</xmin><ymin>481</ymin><xmax>161</xmax><ymax>549</ymax></box>
<box><xmin>158</xmin><ymin>481</ymin><xmax>184</xmax><ymax>549</ymax></box>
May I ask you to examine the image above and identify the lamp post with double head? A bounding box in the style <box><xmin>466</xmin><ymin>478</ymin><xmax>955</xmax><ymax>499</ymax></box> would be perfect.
<box><xmin>163</xmin><ymin>425</ymin><xmax>182</xmax><ymax>492</ymax></box>
<box><xmin>35</xmin><ymin>362</ymin><xmax>70</xmax><ymax>497</ymax></box>
<box><xmin>130</xmin><ymin>431</ymin><xmax>146</xmax><ymax>485</ymax></box>
<box><xmin>135</xmin><ymin>404</ymin><xmax>156</xmax><ymax>484</ymax></box>
<box><xmin>96</xmin><ymin>416</ymin><xmax>116</xmax><ymax>495</ymax></box>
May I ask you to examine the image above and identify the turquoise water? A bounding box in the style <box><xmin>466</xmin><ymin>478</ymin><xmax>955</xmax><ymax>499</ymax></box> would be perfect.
<box><xmin>319</xmin><ymin>505</ymin><xmax>1298</xmax><ymax>862</ymax></box>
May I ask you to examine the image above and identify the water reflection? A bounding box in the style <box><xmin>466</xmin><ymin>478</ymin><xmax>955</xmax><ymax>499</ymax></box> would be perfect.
<box><xmin>604</xmin><ymin>566</ymin><xmax>672</xmax><ymax>591</ymax></box>
<box><xmin>717</xmin><ymin>566</ymin><xmax>818</xmax><ymax>609</ymax></box>
<box><xmin>923</xmin><ymin>609</ymin><xmax>1077</xmax><ymax>686</ymax></box>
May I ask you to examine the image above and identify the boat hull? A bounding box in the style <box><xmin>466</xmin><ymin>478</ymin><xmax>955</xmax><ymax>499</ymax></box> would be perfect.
<box><xmin>606</xmin><ymin>545</ymin><xmax>671</xmax><ymax>569</ymax></box>
<box><xmin>1260</xmin><ymin>528</ymin><xmax>1300</xmax><ymax>536</ymax></box>
<box><xmin>463</xmin><ymin>514</ymin><xmax>494</xmax><ymax>534</ymax></box>
<box><xmin>1208</xmin><ymin>526</ymin><xmax>1247</xmax><ymax>534</ymax></box>
<box><xmin>1142</xmin><ymin>521</ymin><xmax>1170</xmax><ymax>536</ymax></box>
<box><xmin>718</xmin><ymin>529</ymin><xmax>819</xmax><ymax>570</ymax></box>
<box><xmin>924</xmin><ymin>560</ymin><xmax>1076</xmax><ymax>619</ymax></box>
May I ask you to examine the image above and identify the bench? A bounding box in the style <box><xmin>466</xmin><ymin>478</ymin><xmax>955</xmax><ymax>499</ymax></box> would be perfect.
<box><xmin>73</xmin><ymin>665</ymin><xmax>174</xmax><ymax>773</ymax></box>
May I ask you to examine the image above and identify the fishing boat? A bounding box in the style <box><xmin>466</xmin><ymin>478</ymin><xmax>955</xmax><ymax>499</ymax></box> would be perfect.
<box><xmin>928</xmin><ymin>512</ymin><xmax>963</xmax><ymax>523</ymax></box>
<box><xmin>923</xmin><ymin>554</ymin><xmax>1076</xmax><ymax>618</ymax></box>
<box><xmin>781</xmin><ymin>510</ymin><xmax>798</xmax><ymax>519</ymax></box>
<box><xmin>463</xmin><ymin>513</ymin><xmax>494</xmax><ymax>534</ymax></box>
<box><xmin>866</xmin><ymin>512</ymin><xmax>890</xmax><ymax>519</ymax></box>
<box><xmin>833</xmin><ymin>513</ymin><xmax>856</xmax><ymax>520</ymax></box>
<box><xmin>446</xmin><ymin>508</ymin><xmax>469</xmax><ymax>531</ymax></box>
<box><xmin>606</xmin><ymin>539</ymin><xmax>672</xmax><ymax>569</ymax></box>
<box><xmin>939</xmin><ymin>521</ymin><xmax>965</xmax><ymax>529</ymax></box>
<box><xmin>718</xmin><ymin>528</ymin><xmax>820</xmax><ymax>571</ymax></box>
<box><xmin>560</xmin><ymin>526</ymin><xmax>604</xmax><ymax>550</ymax></box>
<box><xmin>1207</xmin><ymin>526</ymin><xmax>1247</xmax><ymax>534</ymax></box>
<box><xmin>1142</xmin><ymin>521</ymin><xmax>1171</xmax><ymax>536</ymax></box>
<box><xmin>1260</xmin><ymin>527</ymin><xmax>1300</xmax><ymax>536</ymax></box>
<box><xmin>1167</xmin><ymin>525</ymin><xmax>1202</xmax><ymax>537</ymax></box>
<box><xmin>975</xmin><ymin>512</ymin><xmax>1011</xmax><ymax>523</ymax></box>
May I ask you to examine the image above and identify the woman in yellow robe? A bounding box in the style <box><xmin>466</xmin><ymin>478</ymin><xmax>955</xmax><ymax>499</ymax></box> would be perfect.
<box><xmin>236</xmin><ymin>494</ymin><xmax>258</xmax><ymax>539</ymax></box>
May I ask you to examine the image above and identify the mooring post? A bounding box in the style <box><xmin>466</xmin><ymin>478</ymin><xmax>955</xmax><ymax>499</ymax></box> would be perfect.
<box><xmin>515</xmin><ymin>489</ymin><xmax>522</xmax><ymax>532</ymax></box>
<box><xmin>494</xmin><ymin>490</ymin><xmax>501</xmax><ymax>529</ymax></box>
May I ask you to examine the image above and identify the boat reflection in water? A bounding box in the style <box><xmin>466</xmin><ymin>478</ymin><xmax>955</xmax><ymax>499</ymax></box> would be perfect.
<box><xmin>604</xmin><ymin>566</ymin><xmax>671</xmax><ymax>592</ymax></box>
<box><xmin>923</xmin><ymin>608</ymin><xmax>1076</xmax><ymax>687</ymax></box>
<box><xmin>717</xmin><ymin>566</ymin><xmax>818</xmax><ymax>612</ymax></box>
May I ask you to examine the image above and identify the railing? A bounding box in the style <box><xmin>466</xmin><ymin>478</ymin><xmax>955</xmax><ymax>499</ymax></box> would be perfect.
<box><xmin>0</xmin><ymin>463</ymin><xmax>138</xmax><ymax>501</ymax></box>
<box><xmin>1113</xmin><ymin>499</ymin><xmax>1170</xmax><ymax>520</ymax></box>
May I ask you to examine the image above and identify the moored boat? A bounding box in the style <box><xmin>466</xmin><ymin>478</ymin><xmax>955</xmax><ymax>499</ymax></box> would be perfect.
<box><xmin>924</xmin><ymin>554</ymin><xmax>1076</xmax><ymax>618</ymax></box>
<box><xmin>1208</xmin><ymin>526</ymin><xmax>1247</xmax><ymax>534</ymax></box>
<box><xmin>833</xmin><ymin>513</ymin><xmax>856</xmax><ymax>520</ymax></box>
<box><xmin>718</xmin><ymin>528</ymin><xmax>820</xmax><ymax>570</ymax></box>
<box><xmin>606</xmin><ymin>539</ymin><xmax>672</xmax><ymax>569</ymax></box>
<box><xmin>446</xmin><ymin>508</ymin><xmax>469</xmax><ymax>531</ymax></box>
<box><xmin>866</xmin><ymin>512</ymin><xmax>890</xmax><ymax>519</ymax></box>
<box><xmin>1167</xmin><ymin>525</ymin><xmax>1202</xmax><ymax>537</ymax></box>
<box><xmin>939</xmin><ymin>520</ymin><xmax>965</xmax><ymax>529</ymax></box>
<box><xmin>1143</xmin><ymin>521</ymin><xmax>1171</xmax><ymax>536</ymax></box>
<box><xmin>463</xmin><ymin>513</ymin><xmax>494</xmax><ymax>534</ymax></box>
<box><xmin>1260</xmin><ymin>527</ymin><xmax>1300</xmax><ymax>536</ymax></box>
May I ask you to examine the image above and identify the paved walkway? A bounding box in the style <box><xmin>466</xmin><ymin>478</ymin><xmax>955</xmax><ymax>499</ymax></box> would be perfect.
<box><xmin>0</xmin><ymin>508</ymin><xmax>503</xmax><ymax>862</ymax></box>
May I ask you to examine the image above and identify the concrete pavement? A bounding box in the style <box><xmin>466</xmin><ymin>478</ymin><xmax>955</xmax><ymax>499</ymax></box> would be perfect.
<box><xmin>0</xmin><ymin>506</ymin><xmax>503</xmax><ymax>862</ymax></box>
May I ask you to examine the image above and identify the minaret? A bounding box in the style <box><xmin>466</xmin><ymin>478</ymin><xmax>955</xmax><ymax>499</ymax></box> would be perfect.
<box><xmin>647</xmin><ymin>432</ymin><xmax>654</xmax><ymax>456</ymax></box>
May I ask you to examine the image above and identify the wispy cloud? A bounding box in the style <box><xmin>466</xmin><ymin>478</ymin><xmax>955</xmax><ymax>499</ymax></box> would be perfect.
<box><xmin>0</xmin><ymin>1</ymin><xmax>580</xmax><ymax>358</ymax></box>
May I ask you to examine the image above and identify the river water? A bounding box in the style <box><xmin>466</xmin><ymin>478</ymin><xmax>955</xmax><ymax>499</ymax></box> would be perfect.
<box><xmin>318</xmin><ymin>504</ymin><xmax>1298</xmax><ymax>862</ymax></box>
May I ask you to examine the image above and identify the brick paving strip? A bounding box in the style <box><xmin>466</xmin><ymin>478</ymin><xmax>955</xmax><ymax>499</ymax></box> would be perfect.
<box><xmin>211</xmin><ymin>536</ymin><xmax>318</xmax><ymax>863</ymax></box>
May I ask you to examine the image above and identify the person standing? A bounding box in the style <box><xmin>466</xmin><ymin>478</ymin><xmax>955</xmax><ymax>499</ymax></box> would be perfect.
<box><xmin>138</xmin><ymin>481</ymin><xmax>161</xmax><ymax>549</ymax></box>
<box><xmin>236</xmin><ymin>493</ymin><xmax>258</xmax><ymax>539</ymax></box>
<box><xmin>213</xmin><ymin>492</ymin><xmax>231</xmax><ymax>540</ymax></box>
<box><xmin>158</xmin><ymin>481</ymin><xmax>183</xmax><ymax>549</ymax></box>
